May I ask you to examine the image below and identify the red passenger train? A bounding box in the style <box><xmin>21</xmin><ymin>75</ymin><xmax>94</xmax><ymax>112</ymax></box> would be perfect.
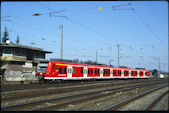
<box><xmin>36</xmin><ymin>59</ymin><xmax>149</xmax><ymax>82</ymax></box>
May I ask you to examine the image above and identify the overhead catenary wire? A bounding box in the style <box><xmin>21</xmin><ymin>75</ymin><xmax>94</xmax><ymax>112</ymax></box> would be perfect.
<box><xmin>127</xmin><ymin>2</ymin><xmax>167</xmax><ymax>48</ymax></box>
<box><xmin>36</xmin><ymin>1</ymin><xmax>120</xmax><ymax>46</ymax></box>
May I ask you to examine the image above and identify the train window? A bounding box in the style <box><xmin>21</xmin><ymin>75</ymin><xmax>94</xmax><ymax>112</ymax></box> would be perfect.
<box><xmin>108</xmin><ymin>70</ymin><xmax>110</xmax><ymax>74</ymax></box>
<box><xmin>64</xmin><ymin>68</ymin><xmax>66</xmax><ymax>74</ymax></box>
<box><xmin>98</xmin><ymin>70</ymin><xmax>100</xmax><ymax>74</ymax></box>
<box><xmin>91</xmin><ymin>69</ymin><xmax>93</xmax><ymax>74</ymax></box>
<box><xmin>59</xmin><ymin>68</ymin><xmax>62</xmax><ymax>74</ymax></box>
<box><xmin>54</xmin><ymin>65</ymin><xmax>55</xmax><ymax>69</ymax></box>
<box><xmin>95</xmin><ymin>70</ymin><xmax>97</xmax><ymax>74</ymax></box>
<box><xmin>88</xmin><ymin>69</ymin><xmax>90</xmax><ymax>74</ymax></box>
<box><xmin>70</xmin><ymin>69</ymin><xmax>72</xmax><ymax>73</ymax></box>
<box><xmin>81</xmin><ymin>69</ymin><xmax>83</xmax><ymax>74</ymax></box>
<box><xmin>119</xmin><ymin>71</ymin><xmax>121</xmax><ymax>75</ymax></box>
<box><xmin>106</xmin><ymin>71</ymin><xmax>107</xmax><ymax>74</ymax></box>
<box><xmin>73</xmin><ymin>69</ymin><xmax>76</xmax><ymax>74</ymax></box>
<box><xmin>84</xmin><ymin>69</ymin><xmax>87</xmax><ymax>74</ymax></box>
<box><xmin>68</xmin><ymin>68</ymin><xmax>69</xmax><ymax>73</ymax></box>
<box><xmin>104</xmin><ymin>70</ymin><xmax>105</xmax><ymax>74</ymax></box>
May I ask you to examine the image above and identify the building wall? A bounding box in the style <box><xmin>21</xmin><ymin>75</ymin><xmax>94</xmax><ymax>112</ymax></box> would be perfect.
<box><xmin>2</xmin><ymin>64</ymin><xmax>39</xmax><ymax>83</ymax></box>
<box><xmin>1</xmin><ymin>47</ymin><xmax>46</xmax><ymax>63</ymax></box>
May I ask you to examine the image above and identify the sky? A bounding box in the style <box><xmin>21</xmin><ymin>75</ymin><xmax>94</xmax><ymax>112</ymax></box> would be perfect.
<box><xmin>1</xmin><ymin>1</ymin><xmax>168</xmax><ymax>72</ymax></box>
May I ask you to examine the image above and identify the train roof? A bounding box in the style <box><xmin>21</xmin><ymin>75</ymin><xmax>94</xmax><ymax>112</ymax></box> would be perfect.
<box><xmin>47</xmin><ymin>60</ymin><xmax>147</xmax><ymax>71</ymax></box>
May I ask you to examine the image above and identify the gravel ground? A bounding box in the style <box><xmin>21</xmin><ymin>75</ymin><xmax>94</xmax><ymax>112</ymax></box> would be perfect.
<box><xmin>152</xmin><ymin>93</ymin><xmax>168</xmax><ymax>111</ymax></box>
<box><xmin>1</xmin><ymin>81</ymin><xmax>145</xmax><ymax>107</ymax></box>
<box><xmin>53</xmin><ymin>84</ymin><xmax>164</xmax><ymax>111</ymax></box>
<box><xmin>119</xmin><ymin>87</ymin><xmax>168</xmax><ymax>111</ymax></box>
<box><xmin>1</xmin><ymin>78</ymin><xmax>160</xmax><ymax>92</ymax></box>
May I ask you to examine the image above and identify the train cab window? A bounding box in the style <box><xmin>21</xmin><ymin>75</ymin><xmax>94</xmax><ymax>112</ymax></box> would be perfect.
<box><xmin>81</xmin><ymin>69</ymin><xmax>83</xmax><ymax>74</ymax></box>
<box><xmin>63</xmin><ymin>68</ymin><xmax>66</xmax><ymax>74</ymax></box>
<box><xmin>59</xmin><ymin>68</ymin><xmax>62</xmax><ymax>74</ymax></box>
<box><xmin>98</xmin><ymin>70</ymin><xmax>100</xmax><ymax>74</ymax></box>
<box><xmin>73</xmin><ymin>69</ymin><xmax>76</xmax><ymax>74</ymax></box>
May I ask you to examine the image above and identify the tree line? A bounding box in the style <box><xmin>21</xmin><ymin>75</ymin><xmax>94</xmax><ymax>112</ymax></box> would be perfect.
<box><xmin>0</xmin><ymin>27</ymin><xmax>20</xmax><ymax>44</ymax></box>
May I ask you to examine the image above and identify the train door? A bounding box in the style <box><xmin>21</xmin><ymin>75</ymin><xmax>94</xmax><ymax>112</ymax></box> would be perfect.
<box><xmin>84</xmin><ymin>67</ymin><xmax>87</xmax><ymax>79</ymax></box>
<box><xmin>67</xmin><ymin>65</ymin><xmax>72</xmax><ymax>79</ymax></box>
<box><xmin>137</xmin><ymin>71</ymin><xmax>139</xmax><ymax>78</ymax></box>
<box><xmin>100</xmin><ymin>68</ymin><xmax>103</xmax><ymax>78</ymax></box>
<box><xmin>143</xmin><ymin>71</ymin><xmax>145</xmax><ymax>77</ymax></box>
<box><xmin>121</xmin><ymin>70</ymin><xmax>124</xmax><ymax>78</ymax></box>
<box><xmin>110</xmin><ymin>69</ymin><xmax>113</xmax><ymax>78</ymax></box>
<box><xmin>129</xmin><ymin>70</ymin><xmax>131</xmax><ymax>77</ymax></box>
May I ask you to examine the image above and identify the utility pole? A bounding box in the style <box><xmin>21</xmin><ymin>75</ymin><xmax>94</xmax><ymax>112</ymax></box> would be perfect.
<box><xmin>117</xmin><ymin>44</ymin><xmax>120</xmax><ymax>67</ymax></box>
<box><xmin>96</xmin><ymin>50</ymin><xmax>97</xmax><ymax>64</ymax></box>
<box><xmin>60</xmin><ymin>25</ymin><xmax>64</xmax><ymax>59</ymax></box>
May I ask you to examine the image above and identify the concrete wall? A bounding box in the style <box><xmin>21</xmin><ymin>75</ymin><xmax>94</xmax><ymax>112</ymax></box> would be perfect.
<box><xmin>2</xmin><ymin>64</ymin><xmax>39</xmax><ymax>84</ymax></box>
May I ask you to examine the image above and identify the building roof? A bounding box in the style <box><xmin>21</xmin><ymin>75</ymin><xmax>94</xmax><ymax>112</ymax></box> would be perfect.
<box><xmin>1</xmin><ymin>42</ymin><xmax>52</xmax><ymax>53</ymax></box>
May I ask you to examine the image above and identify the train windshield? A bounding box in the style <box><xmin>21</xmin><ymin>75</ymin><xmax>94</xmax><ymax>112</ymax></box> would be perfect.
<box><xmin>37</xmin><ymin>60</ymin><xmax>49</xmax><ymax>72</ymax></box>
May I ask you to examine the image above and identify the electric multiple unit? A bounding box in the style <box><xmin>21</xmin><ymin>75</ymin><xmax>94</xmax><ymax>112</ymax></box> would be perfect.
<box><xmin>36</xmin><ymin>60</ymin><xmax>150</xmax><ymax>81</ymax></box>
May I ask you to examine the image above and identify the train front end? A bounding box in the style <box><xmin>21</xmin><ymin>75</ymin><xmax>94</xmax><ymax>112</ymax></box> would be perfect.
<box><xmin>36</xmin><ymin>60</ymin><xmax>49</xmax><ymax>81</ymax></box>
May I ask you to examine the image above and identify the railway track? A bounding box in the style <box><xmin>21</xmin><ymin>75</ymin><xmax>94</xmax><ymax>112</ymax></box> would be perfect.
<box><xmin>2</xmin><ymin>79</ymin><xmax>157</xmax><ymax>102</ymax></box>
<box><xmin>103</xmin><ymin>84</ymin><xmax>168</xmax><ymax>111</ymax></box>
<box><xmin>1</xmin><ymin>80</ymin><xmax>167</xmax><ymax>111</ymax></box>
<box><xmin>143</xmin><ymin>89</ymin><xmax>169</xmax><ymax>110</ymax></box>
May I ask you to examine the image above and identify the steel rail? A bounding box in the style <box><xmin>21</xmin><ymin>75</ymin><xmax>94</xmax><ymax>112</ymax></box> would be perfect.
<box><xmin>103</xmin><ymin>84</ymin><xmax>168</xmax><ymax>111</ymax></box>
<box><xmin>143</xmin><ymin>89</ymin><xmax>169</xmax><ymax>110</ymax></box>
<box><xmin>2</xmin><ymin>79</ymin><xmax>156</xmax><ymax>102</ymax></box>
<box><xmin>2</xmin><ymin>81</ymin><xmax>167</xmax><ymax>111</ymax></box>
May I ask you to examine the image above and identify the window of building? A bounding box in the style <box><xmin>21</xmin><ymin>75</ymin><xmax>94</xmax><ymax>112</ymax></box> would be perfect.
<box><xmin>59</xmin><ymin>68</ymin><xmax>62</xmax><ymax>74</ymax></box>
